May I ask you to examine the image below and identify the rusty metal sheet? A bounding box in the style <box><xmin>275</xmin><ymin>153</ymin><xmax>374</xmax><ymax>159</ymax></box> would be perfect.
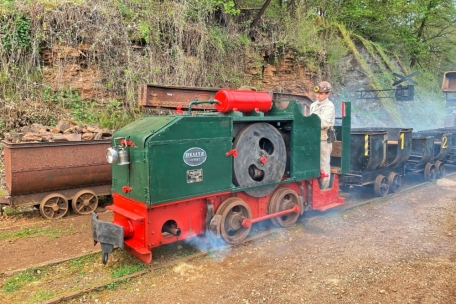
<box><xmin>138</xmin><ymin>84</ymin><xmax>313</xmax><ymax>111</ymax></box>
<box><xmin>138</xmin><ymin>84</ymin><xmax>219</xmax><ymax>110</ymax></box>
<box><xmin>0</xmin><ymin>196</ymin><xmax>10</xmax><ymax>206</ymax></box>
<box><xmin>3</xmin><ymin>140</ymin><xmax>112</xmax><ymax>196</ymax></box>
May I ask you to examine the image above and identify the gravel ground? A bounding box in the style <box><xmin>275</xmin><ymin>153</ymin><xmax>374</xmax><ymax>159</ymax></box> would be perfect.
<box><xmin>74</xmin><ymin>176</ymin><xmax>456</xmax><ymax>304</ymax></box>
<box><xmin>1</xmin><ymin>146</ymin><xmax>455</xmax><ymax>303</ymax></box>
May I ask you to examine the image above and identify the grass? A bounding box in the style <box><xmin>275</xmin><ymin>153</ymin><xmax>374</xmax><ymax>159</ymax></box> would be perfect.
<box><xmin>0</xmin><ymin>225</ymin><xmax>69</xmax><ymax>240</ymax></box>
<box><xmin>31</xmin><ymin>290</ymin><xmax>56</xmax><ymax>302</ymax></box>
<box><xmin>111</xmin><ymin>264</ymin><xmax>148</xmax><ymax>278</ymax></box>
<box><xmin>2</xmin><ymin>268</ymin><xmax>45</xmax><ymax>292</ymax></box>
<box><xmin>67</xmin><ymin>253</ymin><xmax>99</xmax><ymax>275</ymax></box>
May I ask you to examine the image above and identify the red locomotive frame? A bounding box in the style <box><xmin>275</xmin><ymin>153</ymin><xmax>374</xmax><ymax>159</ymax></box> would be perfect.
<box><xmin>106</xmin><ymin>176</ymin><xmax>344</xmax><ymax>264</ymax></box>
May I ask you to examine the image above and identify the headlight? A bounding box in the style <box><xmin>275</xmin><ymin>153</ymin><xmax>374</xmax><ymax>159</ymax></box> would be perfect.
<box><xmin>106</xmin><ymin>147</ymin><xmax>118</xmax><ymax>164</ymax></box>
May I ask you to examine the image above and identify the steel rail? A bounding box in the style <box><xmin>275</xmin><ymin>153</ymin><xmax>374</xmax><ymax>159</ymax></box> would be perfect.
<box><xmin>39</xmin><ymin>231</ymin><xmax>273</xmax><ymax>304</ymax></box>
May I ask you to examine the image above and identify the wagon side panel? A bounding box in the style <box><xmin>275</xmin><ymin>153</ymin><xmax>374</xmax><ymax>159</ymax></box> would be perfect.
<box><xmin>3</xmin><ymin>140</ymin><xmax>111</xmax><ymax>196</ymax></box>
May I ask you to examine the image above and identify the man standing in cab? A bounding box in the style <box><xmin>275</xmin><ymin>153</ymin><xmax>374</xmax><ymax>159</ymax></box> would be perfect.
<box><xmin>309</xmin><ymin>81</ymin><xmax>335</xmax><ymax>189</ymax></box>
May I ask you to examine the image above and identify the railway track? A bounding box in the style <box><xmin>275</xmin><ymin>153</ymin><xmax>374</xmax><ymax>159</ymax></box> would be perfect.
<box><xmin>39</xmin><ymin>231</ymin><xmax>273</xmax><ymax>304</ymax></box>
<box><xmin>1</xmin><ymin>170</ymin><xmax>454</xmax><ymax>303</ymax></box>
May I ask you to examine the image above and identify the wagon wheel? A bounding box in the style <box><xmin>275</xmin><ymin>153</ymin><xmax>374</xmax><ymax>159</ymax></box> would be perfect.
<box><xmin>216</xmin><ymin>197</ymin><xmax>252</xmax><ymax>244</ymax></box>
<box><xmin>374</xmin><ymin>175</ymin><xmax>389</xmax><ymax>197</ymax></box>
<box><xmin>268</xmin><ymin>188</ymin><xmax>300</xmax><ymax>228</ymax></box>
<box><xmin>424</xmin><ymin>163</ymin><xmax>436</xmax><ymax>181</ymax></box>
<box><xmin>435</xmin><ymin>160</ymin><xmax>446</xmax><ymax>179</ymax></box>
<box><xmin>39</xmin><ymin>194</ymin><xmax>69</xmax><ymax>219</ymax></box>
<box><xmin>72</xmin><ymin>190</ymin><xmax>98</xmax><ymax>215</ymax></box>
<box><xmin>387</xmin><ymin>172</ymin><xmax>401</xmax><ymax>193</ymax></box>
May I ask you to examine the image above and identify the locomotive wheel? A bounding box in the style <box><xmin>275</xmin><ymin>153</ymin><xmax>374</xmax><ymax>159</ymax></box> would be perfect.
<box><xmin>216</xmin><ymin>197</ymin><xmax>252</xmax><ymax>244</ymax></box>
<box><xmin>233</xmin><ymin>122</ymin><xmax>287</xmax><ymax>197</ymax></box>
<box><xmin>39</xmin><ymin>194</ymin><xmax>69</xmax><ymax>219</ymax></box>
<box><xmin>374</xmin><ymin>175</ymin><xmax>389</xmax><ymax>197</ymax></box>
<box><xmin>387</xmin><ymin>172</ymin><xmax>401</xmax><ymax>193</ymax></box>
<box><xmin>424</xmin><ymin>163</ymin><xmax>436</xmax><ymax>181</ymax></box>
<box><xmin>268</xmin><ymin>188</ymin><xmax>300</xmax><ymax>228</ymax></box>
<box><xmin>435</xmin><ymin>160</ymin><xmax>446</xmax><ymax>179</ymax></box>
<box><xmin>72</xmin><ymin>190</ymin><xmax>98</xmax><ymax>215</ymax></box>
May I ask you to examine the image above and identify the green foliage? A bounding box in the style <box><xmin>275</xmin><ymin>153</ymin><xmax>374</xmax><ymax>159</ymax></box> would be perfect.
<box><xmin>213</xmin><ymin>0</ymin><xmax>240</xmax><ymax>16</ymax></box>
<box><xmin>139</xmin><ymin>20</ymin><xmax>150</xmax><ymax>43</ymax></box>
<box><xmin>0</xmin><ymin>0</ymin><xmax>453</xmax><ymax>129</ymax></box>
<box><xmin>69</xmin><ymin>100</ymin><xmax>99</xmax><ymax>124</ymax></box>
<box><xmin>0</xmin><ymin>13</ymin><xmax>32</xmax><ymax>51</ymax></box>
<box><xmin>43</xmin><ymin>88</ymin><xmax>98</xmax><ymax>124</ymax></box>
<box><xmin>316</xmin><ymin>0</ymin><xmax>456</xmax><ymax>70</ymax></box>
<box><xmin>98</xmin><ymin>99</ymin><xmax>139</xmax><ymax>130</ymax></box>
<box><xmin>42</xmin><ymin>88</ymin><xmax>138</xmax><ymax>129</ymax></box>
<box><xmin>0</xmin><ymin>0</ymin><xmax>15</xmax><ymax>13</ymax></box>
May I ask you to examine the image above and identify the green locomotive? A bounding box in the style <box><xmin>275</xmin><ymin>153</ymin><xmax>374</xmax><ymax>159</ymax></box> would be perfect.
<box><xmin>92</xmin><ymin>90</ymin><xmax>351</xmax><ymax>264</ymax></box>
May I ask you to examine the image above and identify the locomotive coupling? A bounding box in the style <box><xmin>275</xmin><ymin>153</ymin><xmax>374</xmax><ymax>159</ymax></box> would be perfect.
<box><xmin>91</xmin><ymin>212</ymin><xmax>124</xmax><ymax>264</ymax></box>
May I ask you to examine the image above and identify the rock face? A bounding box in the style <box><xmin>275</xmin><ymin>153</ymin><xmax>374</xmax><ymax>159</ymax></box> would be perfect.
<box><xmin>4</xmin><ymin>120</ymin><xmax>113</xmax><ymax>143</ymax></box>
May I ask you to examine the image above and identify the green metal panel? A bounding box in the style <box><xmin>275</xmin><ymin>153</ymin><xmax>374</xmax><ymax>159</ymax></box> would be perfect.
<box><xmin>148</xmin><ymin>116</ymin><xmax>233</xmax><ymax>206</ymax></box>
<box><xmin>338</xmin><ymin>102</ymin><xmax>351</xmax><ymax>174</ymax></box>
<box><xmin>113</xmin><ymin>116</ymin><xmax>177</xmax><ymax>148</ymax></box>
<box><xmin>148</xmin><ymin>116</ymin><xmax>231</xmax><ymax>143</ymax></box>
<box><xmin>111</xmin><ymin>116</ymin><xmax>177</xmax><ymax>201</ymax></box>
<box><xmin>290</xmin><ymin>101</ymin><xmax>321</xmax><ymax>179</ymax></box>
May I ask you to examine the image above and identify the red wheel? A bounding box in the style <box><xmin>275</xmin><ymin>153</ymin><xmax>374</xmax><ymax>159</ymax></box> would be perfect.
<box><xmin>216</xmin><ymin>197</ymin><xmax>252</xmax><ymax>244</ymax></box>
<box><xmin>268</xmin><ymin>188</ymin><xmax>300</xmax><ymax>228</ymax></box>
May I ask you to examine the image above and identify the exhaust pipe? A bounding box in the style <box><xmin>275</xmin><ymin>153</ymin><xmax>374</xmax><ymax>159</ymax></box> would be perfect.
<box><xmin>162</xmin><ymin>223</ymin><xmax>181</xmax><ymax>236</ymax></box>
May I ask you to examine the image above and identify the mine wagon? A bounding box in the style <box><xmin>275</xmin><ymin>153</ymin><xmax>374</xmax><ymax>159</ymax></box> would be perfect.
<box><xmin>0</xmin><ymin>140</ymin><xmax>112</xmax><ymax>219</ymax></box>
<box><xmin>340</xmin><ymin>128</ymin><xmax>412</xmax><ymax>196</ymax></box>
<box><xmin>434</xmin><ymin>127</ymin><xmax>456</xmax><ymax>164</ymax></box>
<box><xmin>406</xmin><ymin>134</ymin><xmax>436</xmax><ymax>181</ymax></box>
<box><xmin>412</xmin><ymin>130</ymin><xmax>452</xmax><ymax>178</ymax></box>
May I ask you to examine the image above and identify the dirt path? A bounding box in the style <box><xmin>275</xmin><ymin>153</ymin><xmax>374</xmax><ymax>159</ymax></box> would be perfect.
<box><xmin>85</xmin><ymin>177</ymin><xmax>456</xmax><ymax>304</ymax></box>
<box><xmin>0</xmin><ymin>208</ymin><xmax>112</xmax><ymax>274</ymax></box>
<box><xmin>1</xmin><ymin>176</ymin><xmax>456</xmax><ymax>303</ymax></box>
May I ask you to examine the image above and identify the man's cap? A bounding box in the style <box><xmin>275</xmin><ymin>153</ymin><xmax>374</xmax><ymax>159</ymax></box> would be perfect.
<box><xmin>313</xmin><ymin>81</ymin><xmax>332</xmax><ymax>93</ymax></box>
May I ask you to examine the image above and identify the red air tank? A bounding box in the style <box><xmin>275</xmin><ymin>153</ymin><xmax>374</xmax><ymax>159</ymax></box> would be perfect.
<box><xmin>214</xmin><ymin>90</ymin><xmax>272</xmax><ymax>113</ymax></box>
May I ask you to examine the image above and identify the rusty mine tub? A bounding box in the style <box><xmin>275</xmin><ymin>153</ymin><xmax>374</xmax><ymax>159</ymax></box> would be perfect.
<box><xmin>0</xmin><ymin>140</ymin><xmax>111</xmax><ymax>219</ymax></box>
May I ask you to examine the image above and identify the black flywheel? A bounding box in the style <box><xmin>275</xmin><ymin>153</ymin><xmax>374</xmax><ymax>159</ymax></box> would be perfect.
<box><xmin>233</xmin><ymin>123</ymin><xmax>286</xmax><ymax>197</ymax></box>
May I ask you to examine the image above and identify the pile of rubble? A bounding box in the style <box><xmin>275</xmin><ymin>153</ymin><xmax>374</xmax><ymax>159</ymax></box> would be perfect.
<box><xmin>3</xmin><ymin>120</ymin><xmax>114</xmax><ymax>143</ymax></box>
